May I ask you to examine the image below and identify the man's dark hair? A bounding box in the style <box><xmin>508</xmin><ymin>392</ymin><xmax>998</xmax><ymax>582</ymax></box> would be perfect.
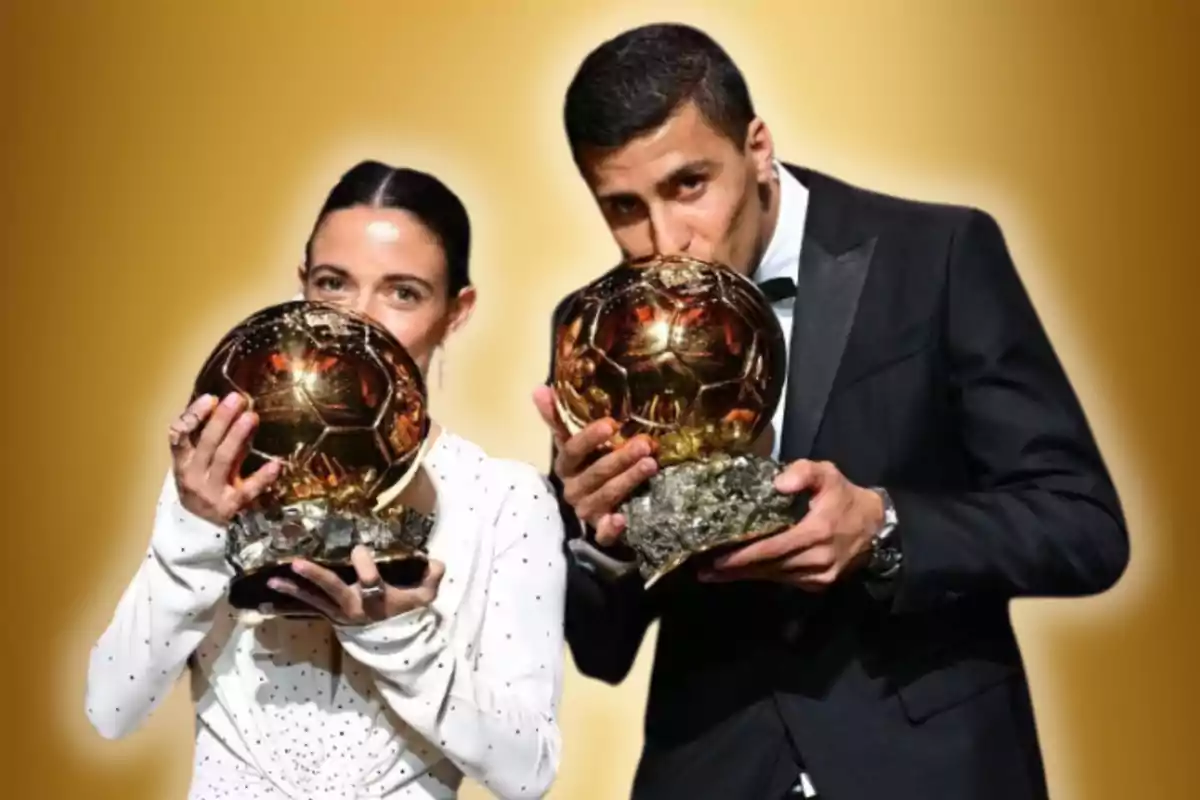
<box><xmin>563</xmin><ymin>23</ymin><xmax>756</xmax><ymax>163</ymax></box>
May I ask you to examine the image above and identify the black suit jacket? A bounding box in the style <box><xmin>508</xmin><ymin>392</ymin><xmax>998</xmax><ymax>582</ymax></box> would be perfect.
<box><xmin>546</xmin><ymin>165</ymin><xmax>1129</xmax><ymax>800</ymax></box>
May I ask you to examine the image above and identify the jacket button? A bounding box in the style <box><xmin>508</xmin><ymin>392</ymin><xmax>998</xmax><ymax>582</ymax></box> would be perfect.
<box><xmin>781</xmin><ymin>618</ymin><xmax>804</xmax><ymax>644</ymax></box>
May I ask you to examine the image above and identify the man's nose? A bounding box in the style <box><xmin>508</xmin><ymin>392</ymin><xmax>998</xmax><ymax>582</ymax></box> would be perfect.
<box><xmin>649</xmin><ymin>208</ymin><xmax>691</xmax><ymax>256</ymax></box>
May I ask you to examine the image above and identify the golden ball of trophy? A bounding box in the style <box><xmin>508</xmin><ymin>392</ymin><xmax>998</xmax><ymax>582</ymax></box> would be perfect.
<box><xmin>192</xmin><ymin>300</ymin><xmax>435</xmax><ymax>614</ymax></box>
<box><xmin>552</xmin><ymin>255</ymin><xmax>797</xmax><ymax>586</ymax></box>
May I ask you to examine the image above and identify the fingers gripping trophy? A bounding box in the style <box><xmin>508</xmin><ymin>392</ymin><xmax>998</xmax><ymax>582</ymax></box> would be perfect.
<box><xmin>552</xmin><ymin>254</ymin><xmax>799</xmax><ymax>587</ymax></box>
<box><xmin>168</xmin><ymin>300</ymin><xmax>437</xmax><ymax>617</ymax></box>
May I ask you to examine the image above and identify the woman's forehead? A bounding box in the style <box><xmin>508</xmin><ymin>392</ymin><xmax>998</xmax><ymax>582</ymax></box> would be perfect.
<box><xmin>311</xmin><ymin>207</ymin><xmax>446</xmax><ymax>280</ymax></box>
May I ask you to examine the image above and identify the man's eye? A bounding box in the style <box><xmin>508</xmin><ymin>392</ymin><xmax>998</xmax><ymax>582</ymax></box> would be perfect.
<box><xmin>315</xmin><ymin>276</ymin><xmax>344</xmax><ymax>291</ymax></box>
<box><xmin>607</xmin><ymin>198</ymin><xmax>641</xmax><ymax>217</ymax></box>
<box><xmin>676</xmin><ymin>175</ymin><xmax>707</xmax><ymax>197</ymax></box>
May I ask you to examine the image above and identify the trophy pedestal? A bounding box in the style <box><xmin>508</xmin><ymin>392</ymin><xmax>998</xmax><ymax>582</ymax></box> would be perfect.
<box><xmin>227</xmin><ymin>555</ymin><xmax>430</xmax><ymax>614</ymax></box>
<box><xmin>620</xmin><ymin>453</ymin><xmax>801</xmax><ymax>588</ymax></box>
<box><xmin>224</xmin><ymin>503</ymin><xmax>437</xmax><ymax>615</ymax></box>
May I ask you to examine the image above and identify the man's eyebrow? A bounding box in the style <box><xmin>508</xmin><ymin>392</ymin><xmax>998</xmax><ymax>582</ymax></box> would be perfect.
<box><xmin>657</xmin><ymin>159</ymin><xmax>719</xmax><ymax>187</ymax></box>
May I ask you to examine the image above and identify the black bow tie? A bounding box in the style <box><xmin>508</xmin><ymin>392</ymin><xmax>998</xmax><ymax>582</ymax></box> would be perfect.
<box><xmin>757</xmin><ymin>276</ymin><xmax>797</xmax><ymax>303</ymax></box>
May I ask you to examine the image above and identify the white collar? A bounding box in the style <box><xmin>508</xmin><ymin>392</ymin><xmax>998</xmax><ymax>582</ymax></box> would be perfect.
<box><xmin>752</xmin><ymin>161</ymin><xmax>808</xmax><ymax>286</ymax></box>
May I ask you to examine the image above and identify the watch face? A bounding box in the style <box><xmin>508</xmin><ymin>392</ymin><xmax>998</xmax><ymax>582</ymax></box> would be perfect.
<box><xmin>865</xmin><ymin>487</ymin><xmax>900</xmax><ymax>579</ymax></box>
<box><xmin>868</xmin><ymin>534</ymin><xmax>901</xmax><ymax>577</ymax></box>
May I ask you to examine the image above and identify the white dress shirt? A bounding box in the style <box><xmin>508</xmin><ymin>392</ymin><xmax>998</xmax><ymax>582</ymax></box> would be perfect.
<box><xmin>752</xmin><ymin>161</ymin><xmax>810</xmax><ymax>461</ymax></box>
<box><xmin>754</xmin><ymin>163</ymin><xmax>819</xmax><ymax>799</ymax></box>
<box><xmin>86</xmin><ymin>430</ymin><xmax>567</xmax><ymax>800</ymax></box>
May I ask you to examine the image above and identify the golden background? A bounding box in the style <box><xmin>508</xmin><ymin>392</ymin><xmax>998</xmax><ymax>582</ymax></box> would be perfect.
<box><xmin>2</xmin><ymin>1</ymin><xmax>1196</xmax><ymax>797</ymax></box>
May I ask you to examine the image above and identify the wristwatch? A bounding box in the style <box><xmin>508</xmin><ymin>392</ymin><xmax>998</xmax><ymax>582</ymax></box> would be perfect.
<box><xmin>864</xmin><ymin>487</ymin><xmax>902</xmax><ymax>582</ymax></box>
<box><xmin>566</xmin><ymin>514</ymin><xmax>641</xmax><ymax>581</ymax></box>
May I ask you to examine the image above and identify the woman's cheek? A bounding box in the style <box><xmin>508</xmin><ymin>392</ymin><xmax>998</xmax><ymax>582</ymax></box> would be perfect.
<box><xmin>385</xmin><ymin>318</ymin><xmax>438</xmax><ymax>371</ymax></box>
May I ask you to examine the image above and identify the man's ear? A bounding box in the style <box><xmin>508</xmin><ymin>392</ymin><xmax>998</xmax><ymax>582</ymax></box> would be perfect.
<box><xmin>745</xmin><ymin>117</ymin><xmax>776</xmax><ymax>184</ymax></box>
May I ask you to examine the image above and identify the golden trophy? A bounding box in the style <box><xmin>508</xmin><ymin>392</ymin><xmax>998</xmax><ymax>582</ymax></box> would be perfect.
<box><xmin>191</xmin><ymin>300</ymin><xmax>435</xmax><ymax>615</ymax></box>
<box><xmin>552</xmin><ymin>255</ymin><xmax>796</xmax><ymax>587</ymax></box>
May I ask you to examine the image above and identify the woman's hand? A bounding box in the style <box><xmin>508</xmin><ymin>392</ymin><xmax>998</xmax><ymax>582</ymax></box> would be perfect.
<box><xmin>268</xmin><ymin>546</ymin><xmax>445</xmax><ymax>625</ymax></box>
<box><xmin>168</xmin><ymin>392</ymin><xmax>282</xmax><ymax>527</ymax></box>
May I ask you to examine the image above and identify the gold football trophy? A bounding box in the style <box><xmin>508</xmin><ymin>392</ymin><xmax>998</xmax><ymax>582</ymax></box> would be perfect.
<box><xmin>191</xmin><ymin>300</ymin><xmax>436</xmax><ymax>615</ymax></box>
<box><xmin>552</xmin><ymin>255</ymin><xmax>797</xmax><ymax>587</ymax></box>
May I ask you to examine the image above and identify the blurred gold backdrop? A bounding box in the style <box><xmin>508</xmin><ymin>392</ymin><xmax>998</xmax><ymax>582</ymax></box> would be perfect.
<box><xmin>2</xmin><ymin>1</ymin><xmax>1197</xmax><ymax>798</ymax></box>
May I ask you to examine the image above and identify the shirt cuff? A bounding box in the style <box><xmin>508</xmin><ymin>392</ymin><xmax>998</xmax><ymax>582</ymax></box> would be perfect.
<box><xmin>150</xmin><ymin>503</ymin><xmax>234</xmax><ymax>569</ymax></box>
<box><xmin>337</xmin><ymin>605</ymin><xmax>439</xmax><ymax>644</ymax></box>
<box><xmin>334</xmin><ymin>606</ymin><xmax>448</xmax><ymax>673</ymax></box>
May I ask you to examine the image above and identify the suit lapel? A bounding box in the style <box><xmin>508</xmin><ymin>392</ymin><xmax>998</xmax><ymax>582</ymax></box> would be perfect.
<box><xmin>777</xmin><ymin>167</ymin><xmax>877</xmax><ymax>462</ymax></box>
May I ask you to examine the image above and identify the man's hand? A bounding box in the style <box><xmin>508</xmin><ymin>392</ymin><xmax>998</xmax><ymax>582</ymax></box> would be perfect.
<box><xmin>268</xmin><ymin>546</ymin><xmax>445</xmax><ymax>625</ymax></box>
<box><xmin>700</xmin><ymin>459</ymin><xmax>884</xmax><ymax>591</ymax></box>
<box><xmin>532</xmin><ymin>386</ymin><xmax>657</xmax><ymax>546</ymax></box>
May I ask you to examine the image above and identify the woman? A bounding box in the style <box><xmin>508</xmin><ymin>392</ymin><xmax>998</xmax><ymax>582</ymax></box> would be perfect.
<box><xmin>86</xmin><ymin>161</ymin><xmax>567</xmax><ymax>800</ymax></box>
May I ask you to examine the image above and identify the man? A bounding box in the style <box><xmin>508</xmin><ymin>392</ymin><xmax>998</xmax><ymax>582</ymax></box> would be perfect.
<box><xmin>532</xmin><ymin>22</ymin><xmax>1128</xmax><ymax>800</ymax></box>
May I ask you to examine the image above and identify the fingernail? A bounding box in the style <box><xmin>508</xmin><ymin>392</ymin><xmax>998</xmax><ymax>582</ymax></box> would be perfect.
<box><xmin>774</xmin><ymin>473</ymin><xmax>796</xmax><ymax>492</ymax></box>
<box><xmin>641</xmin><ymin>458</ymin><xmax>657</xmax><ymax>475</ymax></box>
<box><xmin>223</xmin><ymin>393</ymin><xmax>243</xmax><ymax>408</ymax></box>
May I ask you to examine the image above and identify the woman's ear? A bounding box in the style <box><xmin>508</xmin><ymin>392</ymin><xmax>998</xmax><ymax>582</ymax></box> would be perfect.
<box><xmin>295</xmin><ymin>262</ymin><xmax>308</xmax><ymax>299</ymax></box>
<box><xmin>446</xmin><ymin>286</ymin><xmax>477</xmax><ymax>336</ymax></box>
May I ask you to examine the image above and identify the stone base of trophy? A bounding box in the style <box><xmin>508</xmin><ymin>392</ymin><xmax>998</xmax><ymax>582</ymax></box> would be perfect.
<box><xmin>225</xmin><ymin>503</ymin><xmax>436</xmax><ymax>616</ymax></box>
<box><xmin>227</xmin><ymin>555</ymin><xmax>432</xmax><ymax>615</ymax></box>
<box><xmin>620</xmin><ymin>453</ymin><xmax>802</xmax><ymax>588</ymax></box>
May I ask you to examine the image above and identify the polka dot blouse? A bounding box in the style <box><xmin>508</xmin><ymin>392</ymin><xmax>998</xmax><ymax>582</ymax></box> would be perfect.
<box><xmin>86</xmin><ymin>431</ymin><xmax>567</xmax><ymax>799</ymax></box>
